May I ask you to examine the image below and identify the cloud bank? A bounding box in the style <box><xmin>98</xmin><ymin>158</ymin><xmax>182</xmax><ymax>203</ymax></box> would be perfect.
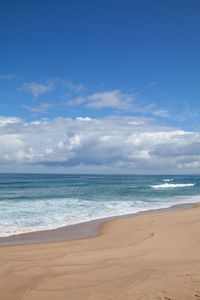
<box><xmin>0</xmin><ymin>115</ymin><xmax>200</xmax><ymax>173</ymax></box>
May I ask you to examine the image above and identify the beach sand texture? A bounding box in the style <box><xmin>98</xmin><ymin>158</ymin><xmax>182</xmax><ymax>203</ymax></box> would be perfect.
<box><xmin>1</xmin><ymin>204</ymin><xmax>200</xmax><ymax>300</ymax></box>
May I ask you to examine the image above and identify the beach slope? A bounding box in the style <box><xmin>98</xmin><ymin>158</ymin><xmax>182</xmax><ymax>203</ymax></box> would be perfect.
<box><xmin>1</xmin><ymin>204</ymin><xmax>200</xmax><ymax>299</ymax></box>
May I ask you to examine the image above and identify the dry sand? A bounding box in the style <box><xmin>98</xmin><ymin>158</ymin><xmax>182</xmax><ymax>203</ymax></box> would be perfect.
<box><xmin>1</xmin><ymin>203</ymin><xmax>200</xmax><ymax>300</ymax></box>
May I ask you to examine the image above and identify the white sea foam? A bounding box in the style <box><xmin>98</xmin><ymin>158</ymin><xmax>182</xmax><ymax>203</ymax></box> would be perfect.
<box><xmin>0</xmin><ymin>193</ymin><xmax>199</xmax><ymax>237</ymax></box>
<box><xmin>151</xmin><ymin>183</ymin><xmax>195</xmax><ymax>189</ymax></box>
<box><xmin>0</xmin><ymin>174</ymin><xmax>199</xmax><ymax>238</ymax></box>
<box><xmin>0</xmin><ymin>198</ymin><xmax>140</xmax><ymax>237</ymax></box>
<box><xmin>162</xmin><ymin>179</ymin><xmax>174</xmax><ymax>182</ymax></box>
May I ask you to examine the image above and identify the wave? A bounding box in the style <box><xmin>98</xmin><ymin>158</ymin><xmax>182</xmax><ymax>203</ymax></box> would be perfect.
<box><xmin>151</xmin><ymin>183</ymin><xmax>196</xmax><ymax>189</ymax></box>
<box><xmin>1</xmin><ymin>192</ymin><xmax>199</xmax><ymax>237</ymax></box>
<box><xmin>162</xmin><ymin>179</ymin><xmax>174</xmax><ymax>182</ymax></box>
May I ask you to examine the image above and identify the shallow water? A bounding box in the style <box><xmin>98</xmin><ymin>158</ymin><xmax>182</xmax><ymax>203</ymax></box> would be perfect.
<box><xmin>0</xmin><ymin>173</ymin><xmax>200</xmax><ymax>237</ymax></box>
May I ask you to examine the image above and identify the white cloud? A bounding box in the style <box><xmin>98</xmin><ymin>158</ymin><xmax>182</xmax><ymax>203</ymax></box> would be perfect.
<box><xmin>23</xmin><ymin>102</ymin><xmax>53</xmax><ymax>114</ymax></box>
<box><xmin>19</xmin><ymin>78</ymin><xmax>84</xmax><ymax>102</ymax></box>
<box><xmin>62</xmin><ymin>80</ymin><xmax>84</xmax><ymax>92</ymax></box>
<box><xmin>0</xmin><ymin>115</ymin><xmax>200</xmax><ymax>173</ymax></box>
<box><xmin>76</xmin><ymin>117</ymin><xmax>92</xmax><ymax>121</ymax></box>
<box><xmin>87</xmin><ymin>90</ymin><xmax>135</xmax><ymax>109</ymax></box>
<box><xmin>20</xmin><ymin>81</ymin><xmax>54</xmax><ymax>99</ymax></box>
<box><xmin>152</xmin><ymin>109</ymin><xmax>170</xmax><ymax>118</ymax></box>
<box><xmin>178</xmin><ymin>161</ymin><xmax>200</xmax><ymax>169</ymax></box>
<box><xmin>69</xmin><ymin>90</ymin><xmax>136</xmax><ymax>110</ymax></box>
<box><xmin>68</xmin><ymin>96</ymin><xmax>85</xmax><ymax>106</ymax></box>
<box><xmin>0</xmin><ymin>116</ymin><xmax>22</xmax><ymax>126</ymax></box>
<box><xmin>67</xmin><ymin>89</ymin><xmax>171</xmax><ymax>119</ymax></box>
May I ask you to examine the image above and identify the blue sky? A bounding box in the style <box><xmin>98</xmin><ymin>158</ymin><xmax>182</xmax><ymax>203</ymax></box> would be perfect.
<box><xmin>0</xmin><ymin>0</ymin><xmax>200</xmax><ymax>173</ymax></box>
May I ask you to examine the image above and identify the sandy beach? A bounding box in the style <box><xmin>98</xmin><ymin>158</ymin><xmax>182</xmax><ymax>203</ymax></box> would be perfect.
<box><xmin>1</xmin><ymin>203</ymin><xmax>200</xmax><ymax>300</ymax></box>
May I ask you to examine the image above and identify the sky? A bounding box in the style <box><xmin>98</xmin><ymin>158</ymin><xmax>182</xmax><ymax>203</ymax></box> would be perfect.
<box><xmin>0</xmin><ymin>0</ymin><xmax>200</xmax><ymax>174</ymax></box>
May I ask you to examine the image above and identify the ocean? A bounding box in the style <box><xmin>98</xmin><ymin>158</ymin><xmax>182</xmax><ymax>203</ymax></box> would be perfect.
<box><xmin>0</xmin><ymin>173</ymin><xmax>200</xmax><ymax>237</ymax></box>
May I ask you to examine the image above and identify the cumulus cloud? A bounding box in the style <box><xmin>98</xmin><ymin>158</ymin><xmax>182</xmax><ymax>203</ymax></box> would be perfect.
<box><xmin>0</xmin><ymin>115</ymin><xmax>200</xmax><ymax>173</ymax></box>
<box><xmin>76</xmin><ymin>117</ymin><xmax>92</xmax><ymax>121</ymax></box>
<box><xmin>0</xmin><ymin>116</ymin><xmax>22</xmax><ymax>126</ymax></box>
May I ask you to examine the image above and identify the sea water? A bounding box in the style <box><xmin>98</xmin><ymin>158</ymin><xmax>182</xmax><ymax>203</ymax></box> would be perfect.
<box><xmin>0</xmin><ymin>173</ymin><xmax>200</xmax><ymax>237</ymax></box>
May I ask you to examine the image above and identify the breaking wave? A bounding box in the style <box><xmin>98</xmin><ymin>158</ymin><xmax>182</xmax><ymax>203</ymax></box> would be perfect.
<box><xmin>151</xmin><ymin>183</ymin><xmax>196</xmax><ymax>189</ymax></box>
<box><xmin>162</xmin><ymin>179</ymin><xmax>174</xmax><ymax>182</ymax></box>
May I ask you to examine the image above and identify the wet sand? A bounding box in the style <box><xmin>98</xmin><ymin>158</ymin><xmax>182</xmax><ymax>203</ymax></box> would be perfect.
<box><xmin>1</xmin><ymin>202</ymin><xmax>200</xmax><ymax>299</ymax></box>
<box><xmin>0</xmin><ymin>203</ymin><xmax>194</xmax><ymax>246</ymax></box>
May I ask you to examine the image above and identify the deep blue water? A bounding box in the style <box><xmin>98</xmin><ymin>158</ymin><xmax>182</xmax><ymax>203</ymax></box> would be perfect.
<box><xmin>0</xmin><ymin>173</ymin><xmax>200</xmax><ymax>236</ymax></box>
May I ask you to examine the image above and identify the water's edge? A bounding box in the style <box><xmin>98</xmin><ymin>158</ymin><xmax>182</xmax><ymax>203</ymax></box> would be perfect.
<box><xmin>0</xmin><ymin>201</ymin><xmax>197</xmax><ymax>247</ymax></box>
<box><xmin>1</xmin><ymin>174</ymin><xmax>199</xmax><ymax>238</ymax></box>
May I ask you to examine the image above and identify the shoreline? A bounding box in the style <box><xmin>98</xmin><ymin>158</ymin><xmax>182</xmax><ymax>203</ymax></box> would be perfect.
<box><xmin>1</xmin><ymin>200</ymin><xmax>200</xmax><ymax>299</ymax></box>
<box><xmin>0</xmin><ymin>201</ymin><xmax>197</xmax><ymax>246</ymax></box>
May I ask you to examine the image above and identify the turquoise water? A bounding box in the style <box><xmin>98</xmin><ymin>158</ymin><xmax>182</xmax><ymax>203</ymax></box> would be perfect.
<box><xmin>0</xmin><ymin>174</ymin><xmax>200</xmax><ymax>237</ymax></box>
